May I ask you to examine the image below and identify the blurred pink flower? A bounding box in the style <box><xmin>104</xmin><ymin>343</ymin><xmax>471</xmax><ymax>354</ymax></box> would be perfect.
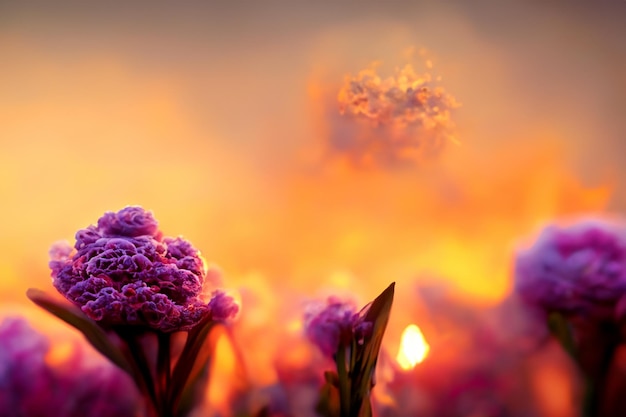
<box><xmin>0</xmin><ymin>316</ymin><xmax>142</xmax><ymax>417</ymax></box>
<box><xmin>303</xmin><ymin>297</ymin><xmax>372</xmax><ymax>358</ymax></box>
<box><xmin>515</xmin><ymin>220</ymin><xmax>626</xmax><ymax>319</ymax></box>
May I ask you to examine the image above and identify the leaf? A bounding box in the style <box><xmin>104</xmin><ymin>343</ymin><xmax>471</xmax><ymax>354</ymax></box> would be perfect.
<box><xmin>316</xmin><ymin>371</ymin><xmax>341</xmax><ymax>417</ymax></box>
<box><xmin>357</xmin><ymin>398</ymin><xmax>372</xmax><ymax>417</ymax></box>
<box><xmin>176</xmin><ymin>325</ymin><xmax>249</xmax><ymax>417</ymax></box>
<box><xmin>168</xmin><ymin>315</ymin><xmax>222</xmax><ymax>413</ymax></box>
<box><xmin>26</xmin><ymin>288</ymin><xmax>133</xmax><ymax>375</ymax></box>
<box><xmin>350</xmin><ymin>282</ymin><xmax>395</xmax><ymax>414</ymax></box>
<box><xmin>175</xmin><ymin>353</ymin><xmax>212</xmax><ymax>417</ymax></box>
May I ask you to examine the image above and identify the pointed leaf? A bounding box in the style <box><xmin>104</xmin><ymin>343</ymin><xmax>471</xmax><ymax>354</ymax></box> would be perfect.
<box><xmin>177</xmin><ymin>325</ymin><xmax>249</xmax><ymax>417</ymax></box>
<box><xmin>355</xmin><ymin>282</ymin><xmax>395</xmax><ymax>366</ymax></box>
<box><xmin>350</xmin><ymin>282</ymin><xmax>395</xmax><ymax>411</ymax></box>
<box><xmin>27</xmin><ymin>288</ymin><xmax>133</xmax><ymax>374</ymax></box>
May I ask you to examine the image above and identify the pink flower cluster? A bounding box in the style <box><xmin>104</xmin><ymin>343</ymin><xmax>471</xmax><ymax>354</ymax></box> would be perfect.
<box><xmin>303</xmin><ymin>297</ymin><xmax>373</xmax><ymax>357</ymax></box>
<box><xmin>0</xmin><ymin>316</ymin><xmax>141</xmax><ymax>417</ymax></box>
<box><xmin>50</xmin><ymin>206</ymin><xmax>238</xmax><ymax>332</ymax></box>
<box><xmin>515</xmin><ymin>220</ymin><xmax>626</xmax><ymax>320</ymax></box>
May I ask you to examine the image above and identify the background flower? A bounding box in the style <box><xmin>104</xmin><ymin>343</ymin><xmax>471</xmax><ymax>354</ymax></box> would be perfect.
<box><xmin>303</xmin><ymin>297</ymin><xmax>370</xmax><ymax>357</ymax></box>
<box><xmin>330</xmin><ymin>61</ymin><xmax>460</xmax><ymax>167</ymax></box>
<box><xmin>0</xmin><ymin>316</ymin><xmax>142</xmax><ymax>417</ymax></box>
<box><xmin>514</xmin><ymin>220</ymin><xmax>626</xmax><ymax>318</ymax></box>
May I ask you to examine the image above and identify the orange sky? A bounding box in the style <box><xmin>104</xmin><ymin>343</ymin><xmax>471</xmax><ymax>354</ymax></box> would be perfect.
<box><xmin>1</xmin><ymin>4</ymin><xmax>625</xmax><ymax>376</ymax></box>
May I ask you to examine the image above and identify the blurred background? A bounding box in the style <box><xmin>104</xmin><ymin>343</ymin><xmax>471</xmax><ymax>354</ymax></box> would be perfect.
<box><xmin>1</xmin><ymin>2</ymin><xmax>625</xmax><ymax>414</ymax></box>
<box><xmin>2</xmin><ymin>0</ymin><xmax>625</xmax><ymax>301</ymax></box>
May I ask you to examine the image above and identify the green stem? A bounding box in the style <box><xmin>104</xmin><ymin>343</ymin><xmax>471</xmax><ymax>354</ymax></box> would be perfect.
<box><xmin>336</xmin><ymin>345</ymin><xmax>351</xmax><ymax>417</ymax></box>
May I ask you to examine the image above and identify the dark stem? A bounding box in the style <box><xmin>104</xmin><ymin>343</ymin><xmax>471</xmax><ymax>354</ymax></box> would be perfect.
<box><xmin>579</xmin><ymin>321</ymin><xmax>620</xmax><ymax>417</ymax></box>
<box><xmin>583</xmin><ymin>347</ymin><xmax>619</xmax><ymax>417</ymax></box>
<box><xmin>117</xmin><ymin>328</ymin><xmax>160</xmax><ymax>417</ymax></box>
<box><xmin>583</xmin><ymin>348</ymin><xmax>616</xmax><ymax>417</ymax></box>
<box><xmin>157</xmin><ymin>332</ymin><xmax>173</xmax><ymax>417</ymax></box>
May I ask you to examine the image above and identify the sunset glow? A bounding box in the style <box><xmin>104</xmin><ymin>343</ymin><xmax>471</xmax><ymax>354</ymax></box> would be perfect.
<box><xmin>1</xmin><ymin>4</ymin><xmax>624</xmax><ymax>416</ymax></box>
<box><xmin>396</xmin><ymin>324</ymin><xmax>430</xmax><ymax>370</ymax></box>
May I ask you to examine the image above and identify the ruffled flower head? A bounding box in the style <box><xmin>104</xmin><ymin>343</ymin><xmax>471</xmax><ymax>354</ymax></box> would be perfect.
<box><xmin>303</xmin><ymin>297</ymin><xmax>373</xmax><ymax>357</ymax></box>
<box><xmin>50</xmin><ymin>206</ymin><xmax>238</xmax><ymax>332</ymax></box>
<box><xmin>514</xmin><ymin>220</ymin><xmax>626</xmax><ymax>319</ymax></box>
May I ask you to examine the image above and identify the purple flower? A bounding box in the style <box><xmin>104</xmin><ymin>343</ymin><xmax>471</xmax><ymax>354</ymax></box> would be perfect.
<box><xmin>303</xmin><ymin>297</ymin><xmax>373</xmax><ymax>357</ymax></box>
<box><xmin>97</xmin><ymin>206</ymin><xmax>160</xmax><ymax>239</ymax></box>
<box><xmin>0</xmin><ymin>316</ymin><xmax>142</xmax><ymax>417</ymax></box>
<box><xmin>0</xmin><ymin>316</ymin><xmax>49</xmax><ymax>413</ymax></box>
<box><xmin>514</xmin><ymin>220</ymin><xmax>626</xmax><ymax>318</ymax></box>
<box><xmin>208</xmin><ymin>291</ymin><xmax>240</xmax><ymax>321</ymax></box>
<box><xmin>50</xmin><ymin>206</ymin><xmax>238</xmax><ymax>332</ymax></box>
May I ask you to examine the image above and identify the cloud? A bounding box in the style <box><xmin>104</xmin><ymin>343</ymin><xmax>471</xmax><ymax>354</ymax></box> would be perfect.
<box><xmin>329</xmin><ymin>58</ymin><xmax>460</xmax><ymax>169</ymax></box>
